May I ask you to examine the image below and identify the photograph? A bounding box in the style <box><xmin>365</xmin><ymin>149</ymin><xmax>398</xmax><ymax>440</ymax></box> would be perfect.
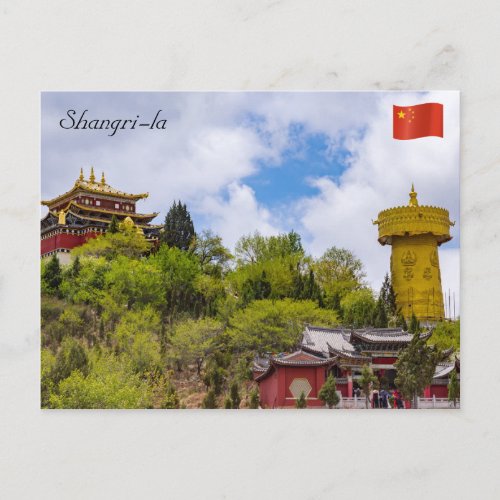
<box><xmin>40</xmin><ymin>91</ymin><xmax>460</xmax><ymax>409</ymax></box>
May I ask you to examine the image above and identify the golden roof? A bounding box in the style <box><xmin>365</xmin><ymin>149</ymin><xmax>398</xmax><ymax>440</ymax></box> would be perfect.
<box><xmin>373</xmin><ymin>185</ymin><xmax>454</xmax><ymax>245</ymax></box>
<box><xmin>41</xmin><ymin>168</ymin><xmax>149</xmax><ymax>206</ymax></box>
<box><xmin>47</xmin><ymin>209</ymin><xmax>162</xmax><ymax>229</ymax></box>
<box><xmin>67</xmin><ymin>201</ymin><xmax>158</xmax><ymax>219</ymax></box>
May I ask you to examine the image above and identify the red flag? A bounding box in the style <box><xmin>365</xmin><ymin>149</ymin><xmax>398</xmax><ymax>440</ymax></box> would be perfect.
<box><xmin>393</xmin><ymin>103</ymin><xmax>443</xmax><ymax>140</ymax></box>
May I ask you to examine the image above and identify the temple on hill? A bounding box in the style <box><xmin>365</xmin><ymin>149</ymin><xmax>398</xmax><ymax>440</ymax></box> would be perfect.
<box><xmin>253</xmin><ymin>325</ymin><xmax>457</xmax><ymax>408</ymax></box>
<box><xmin>373</xmin><ymin>185</ymin><xmax>454</xmax><ymax>324</ymax></box>
<box><xmin>41</xmin><ymin>168</ymin><xmax>161</xmax><ymax>263</ymax></box>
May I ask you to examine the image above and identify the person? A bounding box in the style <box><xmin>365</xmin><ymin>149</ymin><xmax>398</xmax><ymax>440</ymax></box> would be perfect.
<box><xmin>394</xmin><ymin>389</ymin><xmax>404</xmax><ymax>409</ymax></box>
<box><xmin>372</xmin><ymin>388</ymin><xmax>380</xmax><ymax>409</ymax></box>
<box><xmin>379</xmin><ymin>389</ymin><xmax>388</xmax><ymax>408</ymax></box>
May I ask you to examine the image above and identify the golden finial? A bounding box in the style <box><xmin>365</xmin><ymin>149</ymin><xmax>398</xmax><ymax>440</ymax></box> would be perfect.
<box><xmin>89</xmin><ymin>166</ymin><xmax>95</xmax><ymax>183</ymax></box>
<box><xmin>58</xmin><ymin>209</ymin><xmax>66</xmax><ymax>225</ymax></box>
<box><xmin>101</xmin><ymin>171</ymin><xmax>106</xmax><ymax>185</ymax></box>
<box><xmin>78</xmin><ymin>168</ymin><xmax>84</xmax><ymax>182</ymax></box>
<box><xmin>409</xmin><ymin>183</ymin><xmax>419</xmax><ymax>207</ymax></box>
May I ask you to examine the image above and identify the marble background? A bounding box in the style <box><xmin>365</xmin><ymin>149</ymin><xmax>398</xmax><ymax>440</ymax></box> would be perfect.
<box><xmin>1</xmin><ymin>1</ymin><xmax>499</xmax><ymax>499</ymax></box>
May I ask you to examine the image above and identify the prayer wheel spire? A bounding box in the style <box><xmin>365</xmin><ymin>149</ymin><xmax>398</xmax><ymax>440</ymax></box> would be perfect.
<box><xmin>373</xmin><ymin>186</ymin><xmax>453</xmax><ymax>324</ymax></box>
<box><xmin>89</xmin><ymin>166</ymin><xmax>95</xmax><ymax>183</ymax></box>
<box><xmin>78</xmin><ymin>168</ymin><xmax>84</xmax><ymax>182</ymax></box>
<box><xmin>409</xmin><ymin>183</ymin><xmax>419</xmax><ymax>207</ymax></box>
<box><xmin>101</xmin><ymin>171</ymin><xmax>106</xmax><ymax>185</ymax></box>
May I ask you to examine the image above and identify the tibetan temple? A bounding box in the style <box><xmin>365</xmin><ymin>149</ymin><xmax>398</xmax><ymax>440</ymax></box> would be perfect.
<box><xmin>373</xmin><ymin>185</ymin><xmax>454</xmax><ymax>324</ymax></box>
<box><xmin>254</xmin><ymin>325</ymin><xmax>457</xmax><ymax>408</ymax></box>
<box><xmin>41</xmin><ymin>168</ymin><xmax>161</xmax><ymax>263</ymax></box>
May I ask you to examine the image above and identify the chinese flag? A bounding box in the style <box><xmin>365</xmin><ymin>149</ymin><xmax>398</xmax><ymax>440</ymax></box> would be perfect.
<box><xmin>393</xmin><ymin>103</ymin><xmax>443</xmax><ymax>140</ymax></box>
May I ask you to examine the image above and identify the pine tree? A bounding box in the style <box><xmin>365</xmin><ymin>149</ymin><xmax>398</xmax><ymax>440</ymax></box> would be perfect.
<box><xmin>162</xmin><ymin>201</ymin><xmax>195</xmax><ymax>251</ymax></box>
<box><xmin>249</xmin><ymin>388</ymin><xmax>260</xmax><ymax>409</ymax></box>
<box><xmin>318</xmin><ymin>373</ymin><xmax>340</xmax><ymax>408</ymax></box>
<box><xmin>202</xmin><ymin>389</ymin><xmax>218</xmax><ymax>409</ymax></box>
<box><xmin>43</xmin><ymin>254</ymin><xmax>62</xmax><ymax>294</ymax></box>
<box><xmin>380</xmin><ymin>273</ymin><xmax>397</xmax><ymax>317</ymax></box>
<box><xmin>448</xmin><ymin>370</ymin><xmax>460</xmax><ymax>408</ymax></box>
<box><xmin>395</xmin><ymin>326</ymin><xmax>439</xmax><ymax>408</ymax></box>
<box><xmin>372</xmin><ymin>296</ymin><xmax>388</xmax><ymax>328</ymax></box>
<box><xmin>108</xmin><ymin>215</ymin><xmax>119</xmax><ymax>234</ymax></box>
<box><xmin>229</xmin><ymin>381</ymin><xmax>241</xmax><ymax>409</ymax></box>
<box><xmin>409</xmin><ymin>313</ymin><xmax>420</xmax><ymax>334</ymax></box>
<box><xmin>295</xmin><ymin>391</ymin><xmax>307</xmax><ymax>408</ymax></box>
<box><xmin>396</xmin><ymin>311</ymin><xmax>408</xmax><ymax>330</ymax></box>
<box><xmin>71</xmin><ymin>255</ymin><xmax>81</xmax><ymax>278</ymax></box>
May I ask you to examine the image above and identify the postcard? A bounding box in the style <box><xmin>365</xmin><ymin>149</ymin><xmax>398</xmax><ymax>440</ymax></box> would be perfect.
<box><xmin>41</xmin><ymin>91</ymin><xmax>459</xmax><ymax>409</ymax></box>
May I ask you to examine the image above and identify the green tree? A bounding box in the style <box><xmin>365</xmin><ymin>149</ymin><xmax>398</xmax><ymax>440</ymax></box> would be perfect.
<box><xmin>358</xmin><ymin>364</ymin><xmax>378</xmax><ymax>408</ymax></box>
<box><xmin>42</xmin><ymin>254</ymin><xmax>62</xmax><ymax>294</ymax></box>
<box><xmin>203</xmin><ymin>365</ymin><xmax>227</xmax><ymax>396</ymax></box>
<box><xmin>191</xmin><ymin>229</ymin><xmax>232</xmax><ymax>276</ymax></box>
<box><xmin>113</xmin><ymin>307</ymin><xmax>162</xmax><ymax>375</ymax></box>
<box><xmin>170</xmin><ymin>318</ymin><xmax>223</xmax><ymax>375</ymax></box>
<box><xmin>224</xmin><ymin>396</ymin><xmax>232</xmax><ymax>409</ymax></box>
<box><xmin>372</xmin><ymin>295</ymin><xmax>388</xmax><ymax>328</ymax></box>
<box><xmin>229</xmin><ymin>381</ymin><xmax>241</xmax><ymax>409</ymax></box>
<box><xmin>408</xmin><ymin>312</ymin><xmax>420</xmax><ymax>334</ymax></box>
<box><xmin>380</xmin><ymin>273</ymin><xmax>397</xmax><ymax>318</ymax></box>
<box><xmin>249</xmin><ymin>388</ymin><xmax>260</xmax><ymax>409</ymax></box>
<box><xmin>70</xmin><ymin>255</ymin><xmax>81</xmax><ymax>278</ymax></box>
<box><xmin>235</xmin><ymin>230</ymin><xmax>304</xmax><ymax>265</ymax></box>
<box><xmin>151</xmin><ymin>245</ymin><xmax>201</xmax><ymax>321</ymax></box>
<box><xmin>432</xmin><ymin>320</ymin><xmax>460</xmax><ymax>352</ymax></box>
<box><xmin>314</xmin><ymin>247</ymin><xmax>366</xmax><ymax>312</ymax></box>
<box><xmin>295</xmin><ymin>391</ymin><xmax>307</xmax><ymax>408</ymax></box>
<box><xmin>318</xmin><ymin>373</ymin><xmax>340</xmax><ymax>408</ymax></box>
<box><xmin>49</xmin><ymin>352</ymin><xmax>153</xmax><ymax>409</ymax></box>
<box><xmin>108</xmin><ymin>215</ymin><xmax>119</xmax><ymax>234</ymax></box>
<box><xmin>162</xmin><ymin>200</ymin><xmax>195</xmax><ymax>251</ymax></box>
<box><xmin>227</xmin><ymin>299</ymin><xmax>338</xmax><ymax>353</ymax></box>
<box><xmin>448</xmin><ymin>370</ymin><xmax>460</xmax><ymax>408</ymax></box>
<box><xmin>73</xmin><ymin>224</ymin><xmax>150</xmax><ymax>260</ymax></box>
<box><xmin>340</xmin><ymin>289</ymin><xmax>376</xmax><ymax>328</ymax></box>
<box><xmin>51</xmin><ymin>337</ymin><xmax>89</xmax><ymax>383</ymax></box>
<box><xmin>395</xmin><ymin>330</ymin><xmax>440</xmax><ymax>408</ymax></box>
<box><xmin>202</xmin><ymin>389</ymin><xmax>218</xmax><ymax>409</ymax></box>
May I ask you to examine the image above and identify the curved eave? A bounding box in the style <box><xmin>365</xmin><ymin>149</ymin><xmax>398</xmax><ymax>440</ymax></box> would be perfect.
<box><xmin>41</xmin><ymin>182</ymin><xmax>149</xmax><ymax>206</ymax></box>
<box><xmin>350</xmin><ymin>330</ymin><xmax>412</xmax><ymax>345</ymax></box>
<box><xmin>66</xmin><ymin>201</ymin><xmax>158</xmax><ymax>219</ymax></box>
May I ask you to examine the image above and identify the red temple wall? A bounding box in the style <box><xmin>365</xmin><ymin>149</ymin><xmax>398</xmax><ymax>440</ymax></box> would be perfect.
<box><xmin>258</xmin><ymin>371</ymin><xmax>278</xmax><ymax>409</ymax></box>
<box><xmin>372</xmin><ymin>357</ymin><xmax>397</xmax><ymax>364</ymax></box>
<box><xmin>336</xmin><ymin>383</ymin><xmax>348</xmax><ymax>397</ymax></box>
<box><xmin>41</xmin><ymin>231</ymin><xmax>99</xmax><ymax>256</ymax></box>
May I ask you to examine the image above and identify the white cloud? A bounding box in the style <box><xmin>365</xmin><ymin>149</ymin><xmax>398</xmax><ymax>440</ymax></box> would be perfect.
<box><xmin>292</xmin><ymin>91</ymin><xmax>460</xmax><ymax>312</ymax></box>
<box><xmin>42</xmin><ymin>91</ymin><xmax>460</xmax><ymax>313</ymax></box>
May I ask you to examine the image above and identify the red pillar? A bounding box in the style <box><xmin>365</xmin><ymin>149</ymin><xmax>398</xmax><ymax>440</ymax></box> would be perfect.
<box><xmin>347</xmin><ymin>370</ymin><xmax>353</xmax><ymax>398</ymax></box>
<box><xmin>424</xmin><ymin>386</ymin><xmax>431</xmax><ymax>398</ymax></box>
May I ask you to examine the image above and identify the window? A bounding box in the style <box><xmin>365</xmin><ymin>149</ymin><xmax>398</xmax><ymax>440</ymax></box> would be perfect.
<box><xmin>115</xmin><ymin>203</ymin><xmax>119</xmax><ymax>209</ymax></box>
<box><xmin>96</xmin><ymin>200</ymin><xmax>101</xmax><ymax>206</ymax></box>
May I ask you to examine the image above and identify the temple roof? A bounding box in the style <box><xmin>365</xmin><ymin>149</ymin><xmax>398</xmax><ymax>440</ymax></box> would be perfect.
<box><xmin>301</xmin><ymin>325</ymin><xmax>432</xmax><ymax>358</ymax></box>
<box><xmin>350</xmin><ymin>328</ymin><xmax>413</xmax><ymax>344</ymax></box>
<box><xmin>41</xmin><ymin>168</ymin><xmax>149</xmax><ymax>207</ymax></box>
<box><xmin>253</xmin><ymin>349</ymin><xmax>334</xmax><ymax>382</ymax></box>
<box><xmin>302</xmin><ymin>326</ymin><xmax>358</xmax><ymax>356</ymax></box>
<box><xmin>64</xmin><ymin>201</ymin><xmax>158</xmax><ymax>220</ymax></box>
<box><xmin>433</xmin><ymin>362</ymin><xmax>455</xmax><ymax>379</ymax></box>
<box><xmin>40</xmin><ymin>209</ymin><xmax>162</xmax><ymax>233</ymax></box>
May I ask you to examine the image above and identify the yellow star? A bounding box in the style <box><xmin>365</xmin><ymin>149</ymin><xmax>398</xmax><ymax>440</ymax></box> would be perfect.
<box><xmin>397</xmin><ymin>110</ymin><xmax>406</xmax><ymax>119</ymax></box>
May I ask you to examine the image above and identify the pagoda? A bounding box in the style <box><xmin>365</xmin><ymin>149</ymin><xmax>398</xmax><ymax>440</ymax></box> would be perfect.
<box><xmin>41</xmin><ymin>167</ymin><xmax>161</xmax><ymax>263</ymax></box>
<box><xmin>373</xmin><ymin>185</ymin><xmax>454</xmax><ymax>323</ymax></box>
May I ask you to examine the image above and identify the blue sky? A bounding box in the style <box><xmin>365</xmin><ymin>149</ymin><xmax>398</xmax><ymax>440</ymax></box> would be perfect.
<box><xmin>41</xmin><ymin>91</ymin><xmax>460</xmax><ymax>310</ymax></box>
